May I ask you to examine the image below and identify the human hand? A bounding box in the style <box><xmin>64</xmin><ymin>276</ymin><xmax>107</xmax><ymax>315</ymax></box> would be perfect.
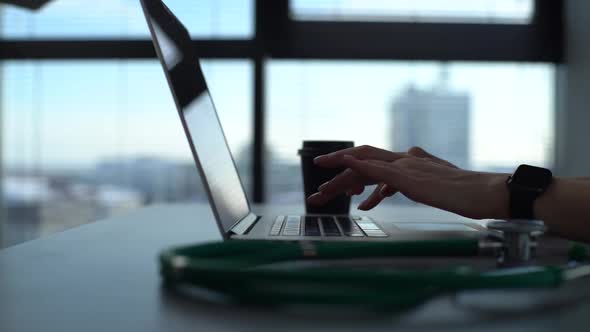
<box><xmin>307</xmin><ymin>145</ymin><xmax>509</xmax><ymax>220</ymax></box>
<box><xmin>307</xmin><ymin>146</ymin><xmax>454</xmax><ymax>210</ymax></box>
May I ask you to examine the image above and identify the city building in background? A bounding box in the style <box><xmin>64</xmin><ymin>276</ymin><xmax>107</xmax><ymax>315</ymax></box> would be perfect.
<box><xmin>391</xmin><ymin>69</ymin><xmax>471</xmax><ymax>168</ymax></box>
<box><xmin>1</xmin><ymin>157</ymin><xmax>208</xmax><ymax>246</ymax></box>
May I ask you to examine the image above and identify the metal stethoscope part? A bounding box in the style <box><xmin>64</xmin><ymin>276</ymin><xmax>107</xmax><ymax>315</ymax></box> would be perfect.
<box><xmin>487</xmin><ymin>219</ymin><xmax>546</xmax><ymax>267</ymax></box>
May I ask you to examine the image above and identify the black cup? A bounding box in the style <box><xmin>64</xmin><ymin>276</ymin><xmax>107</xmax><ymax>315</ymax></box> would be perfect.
<box><xmin>298</xmin><ymin>140</ymin><xmax>354</xmax><ymax>214</ymax></box>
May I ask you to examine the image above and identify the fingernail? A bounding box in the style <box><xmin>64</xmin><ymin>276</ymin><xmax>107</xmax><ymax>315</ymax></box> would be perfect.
<box><xmin>309</xmin><ymin>192</ymin><xmax>325</xmax><ymax>200</ymax></box>
<box><xmin>318</xmin><ymin>181</ymin><xmax>330</xmax><ymax>192</ymax></box>
<box><xmin>343</xmin><ymin>155</ymin><xmax>355</xmax><ymax>161</ymax></box>
<box><xmin>308</xmin><ymin>192</ymin><xmax>320</xmax><ymax>200</ymax></box>
<box><xmin>313</xmin><ymin>155</ymin><xmax>326</xmax><ymax>164</ymax></box>
<box><xmin>307</xmin><ymin>193</ymin><xmax>324</xmax><ymax>206</ymax></box>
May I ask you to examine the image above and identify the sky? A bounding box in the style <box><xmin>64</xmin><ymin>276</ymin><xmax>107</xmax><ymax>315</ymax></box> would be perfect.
<box><xmin>1</xmin><ymin>0</ymin><xmax>554</xmax><ymax>172</ymax></box>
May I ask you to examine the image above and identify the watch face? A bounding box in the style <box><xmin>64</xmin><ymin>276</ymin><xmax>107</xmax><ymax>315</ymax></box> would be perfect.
<box><xmin>511</xmin><ymin>164</ymin><xmax>553</xmax><ymax>188</ymax></box>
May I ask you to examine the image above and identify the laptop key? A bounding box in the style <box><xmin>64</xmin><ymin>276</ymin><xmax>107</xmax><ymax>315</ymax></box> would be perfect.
<box><xmin>337</xmin><ymin>217</ymin><xmax>351</xmax><ymax>233</ymax></box>
<box><xmin>321</xmin><ymin>217</ymin><xmax>341</xmax><ymax>236</ymax></box>
<box><xmin>269</xmin><ymin>216</ymin><xmax>285</xmax><ymax>236</ymax></box>
<box><xmin>336</xmin><ymin>217</ymin><xmax>365</xmax><ymax>237</ymax></box>
<box><xmin>364</xmin><ymin>230</ymin><xmax>388</xmax><ymax>237</ymax></box>
<box><xmin>356</xmin><ymin>220</ymin><xmax>388</xmax><ymax>237</ymax></box>
<box><xmin>357</xmin><ymin>223</ymin><xmax>380</xmax><ymax>230</ymax></box>
<box><xmin>304</xmin><ymin>216</ymin><xmax>321</xmax><ymax>236</ymax></box>
<box><xmin>282</xmin><ymin>215</ymin><xmax>301</xmax><ymax>236</ymax></box>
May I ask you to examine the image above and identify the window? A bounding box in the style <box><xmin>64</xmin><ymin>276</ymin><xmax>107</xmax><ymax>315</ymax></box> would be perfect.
<box><xmin>266</xmin><ymin>60</ymin><xmax>554</xmax><ymax>204</ymax></box>
<box><xmin>1</xmin><ymin>0</ymin><xmax>254</xmax><ymax>39</ymax></box>
<box><xmin>1</xmin><ymin>60</ymin><xmax>252</xmax><ymax>246</ymax></box>
<box><xmin>0</xmin><ymin>0</ymin><xmax>563</xmax><ymax>247</ymax></box>
<box><xmin>291</xmin><ymin>0</ymin><xmax>534</xmax><ymax>24</ymax></box>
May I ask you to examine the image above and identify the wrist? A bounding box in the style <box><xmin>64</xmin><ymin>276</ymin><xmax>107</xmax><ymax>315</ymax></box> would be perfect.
<box><xmin>487</xmin><ymin>173</ymin><xmax>511</xmax><ymax>220</ymax></box>
<box><xmin>534</xmin><ymin>177</ymin><xmax>559</xmax><ymax>221</ymax></box>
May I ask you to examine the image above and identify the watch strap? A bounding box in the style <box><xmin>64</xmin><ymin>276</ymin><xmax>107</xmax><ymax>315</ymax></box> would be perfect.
<box><xmin>508</xmin><ymin>178</ymin><xmax>538</xmax><ymax>219</ymax></box>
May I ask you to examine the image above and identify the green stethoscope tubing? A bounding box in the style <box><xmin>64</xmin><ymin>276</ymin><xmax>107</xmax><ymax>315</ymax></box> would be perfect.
<box><xmin>160</xmin><ymin>239</ymin><xmax>567</xmax><ymax>309</ymax></box>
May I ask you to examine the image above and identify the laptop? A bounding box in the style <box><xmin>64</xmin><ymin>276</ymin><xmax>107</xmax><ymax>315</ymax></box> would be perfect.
<box><xmin>140</xmin><ymin>0</ymin><xmax>490</xmax><ymax>241</ymax></box>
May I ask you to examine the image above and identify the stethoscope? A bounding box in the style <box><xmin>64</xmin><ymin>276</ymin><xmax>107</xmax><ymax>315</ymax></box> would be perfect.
<box><xmin>159</xmin><ymin>220</ymin><xmax>590</xmax><ymax>310</ymax></box>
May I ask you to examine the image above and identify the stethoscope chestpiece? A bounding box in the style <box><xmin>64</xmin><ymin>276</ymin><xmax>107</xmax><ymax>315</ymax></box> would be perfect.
<box><xmin>487</xmin><ymin>220</ymin><xmax>546</xmax><ymax>267</ymax></box>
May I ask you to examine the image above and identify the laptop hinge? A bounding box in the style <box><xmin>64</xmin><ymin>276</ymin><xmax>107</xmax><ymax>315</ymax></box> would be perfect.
<box><xmin>230</xmin><ymin>212</ymin><xmax>259</xmax><ymax>235</ymax></box>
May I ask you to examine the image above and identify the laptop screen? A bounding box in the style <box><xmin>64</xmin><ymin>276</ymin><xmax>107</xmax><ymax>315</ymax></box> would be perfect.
<box><xmin>141</xmin><ymin>0</ymin><xmax>251</xmax><ymax>232</ymax></box>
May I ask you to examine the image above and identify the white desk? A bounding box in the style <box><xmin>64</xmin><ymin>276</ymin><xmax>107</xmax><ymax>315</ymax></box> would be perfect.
<box><xmin>0</xmin><ymin>203</ymin><xmax>587</xmax><ymax>331</ymax></box>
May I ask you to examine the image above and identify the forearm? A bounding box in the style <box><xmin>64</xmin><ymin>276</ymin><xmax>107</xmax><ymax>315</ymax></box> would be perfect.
<box><xmin>534</xmin><ymin>177</ymin><xmax>590</xmax><ymax>242</ymax></box>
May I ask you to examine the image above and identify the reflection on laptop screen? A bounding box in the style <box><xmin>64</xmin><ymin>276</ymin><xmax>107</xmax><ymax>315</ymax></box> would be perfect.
<box><xmin>142</xmin><ymin>0</ymin><xmax>250</xmax><ymax>231</ymax></box>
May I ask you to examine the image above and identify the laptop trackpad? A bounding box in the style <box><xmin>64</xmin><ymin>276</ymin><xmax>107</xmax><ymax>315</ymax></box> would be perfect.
<box><xmin>393</xmin><ymin>223</ymin><xmax>478</xmax><ymax>232</ymax></box>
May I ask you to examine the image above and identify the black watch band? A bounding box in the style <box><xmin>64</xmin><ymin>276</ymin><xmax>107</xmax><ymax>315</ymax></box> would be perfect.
<box><xmin>508</xmin><ymin>185</ymin><xmax>539</xmax><ymax>219</ymax></box>
<box><xmin>506</xmin><ymin>165</ymin><xmax>553</xmax><ymax>220</ymax></box>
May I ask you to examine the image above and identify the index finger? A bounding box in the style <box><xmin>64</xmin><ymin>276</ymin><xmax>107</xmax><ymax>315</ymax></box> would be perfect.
<box><xmin>318</xmin><ymin>168</ymin><xmax>371</xmax><ymax>196</ymax></box>
<box><xmin>314</xmin><ymin>145</ymin><xmax>406</xmax><ymax>168</ymax></box>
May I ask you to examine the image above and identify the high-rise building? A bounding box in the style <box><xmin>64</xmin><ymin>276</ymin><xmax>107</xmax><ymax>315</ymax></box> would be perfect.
<box><xmin>391</xmin><ymin>74</ymin><xmax>471</xmax><ymax>168</ymax></box>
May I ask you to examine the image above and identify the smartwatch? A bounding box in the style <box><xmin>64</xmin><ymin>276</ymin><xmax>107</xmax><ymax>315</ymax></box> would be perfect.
<box><xmin>506</xmin><ymin>164</ymin><xmax>553</xmax><ymax>220</ymax></box>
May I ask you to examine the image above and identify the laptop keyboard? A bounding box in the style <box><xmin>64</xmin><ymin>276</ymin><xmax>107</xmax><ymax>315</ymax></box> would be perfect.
<box><xmin>269</xmin><ymin>215</ymin><xmax>387</xmax><ymax>237</ymax></box>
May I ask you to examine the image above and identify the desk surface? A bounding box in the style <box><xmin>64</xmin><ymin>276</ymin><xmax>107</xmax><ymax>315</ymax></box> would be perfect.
<box><xmin>0</xmin><ymin>203</ymin><xmax>587</xmax><ymax>332</ymax></box>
